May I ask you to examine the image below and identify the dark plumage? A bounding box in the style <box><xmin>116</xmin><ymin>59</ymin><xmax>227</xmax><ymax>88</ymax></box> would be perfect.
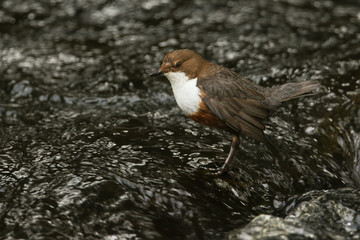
<box><xmin>197</xmin><ymin>63</ymin><xmax>319</xmax><ymax>143</ymax></box>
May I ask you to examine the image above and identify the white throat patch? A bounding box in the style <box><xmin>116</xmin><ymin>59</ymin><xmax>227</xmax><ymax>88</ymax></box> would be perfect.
<box><xmin>164</xmin><ymin>72</ymin><xmax>201</xmax><ymax>115</ymax></box>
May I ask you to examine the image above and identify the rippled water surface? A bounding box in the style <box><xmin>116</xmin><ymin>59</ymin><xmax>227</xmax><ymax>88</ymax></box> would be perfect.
<box><xmin>1</xmin><ymin>0</ymin><xmax>360</xmax><ymax>239</ymax></box>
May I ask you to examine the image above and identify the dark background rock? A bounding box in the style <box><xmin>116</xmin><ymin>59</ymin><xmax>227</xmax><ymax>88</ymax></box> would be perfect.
<box><xmin>0</xmin><ymin>0</ymin><xmax>359</xmax><ymax>239</ymax></box>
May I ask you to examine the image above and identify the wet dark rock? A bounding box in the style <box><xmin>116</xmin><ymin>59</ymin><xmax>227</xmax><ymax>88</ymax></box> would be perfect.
<box><xmin>228</xmin><ymin>188</ymin><xmax>360</xmax><ymax>240</ymax></box>
<box><xmin>0</xmin><ymin>0</ymin><xmax>359</xmax><ymax>239</ymax></box>
<box><xmin>10</xmin><ymin>80</ymin><xmax>33</xmax><ymax>99</ymax></box>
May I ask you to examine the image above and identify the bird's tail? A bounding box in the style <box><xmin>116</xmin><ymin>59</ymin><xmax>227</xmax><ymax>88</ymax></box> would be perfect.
<box><xmin>266</xmin><ymin>80</ymin><xmax>320</xmax><ymax>107</ymax></box>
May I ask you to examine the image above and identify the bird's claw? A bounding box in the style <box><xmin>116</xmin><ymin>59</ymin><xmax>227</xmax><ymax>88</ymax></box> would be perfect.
<box><xmin>204</xmin><ymin>165</ymin><xmax>227</xmax><ymax>177</ymax></box>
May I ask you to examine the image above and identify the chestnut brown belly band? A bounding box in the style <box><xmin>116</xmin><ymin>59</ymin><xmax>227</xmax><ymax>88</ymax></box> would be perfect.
<box><xmin>188</xmin><ymin>100</ymin><xmax>228</xmax><ymax>130</ymax></box>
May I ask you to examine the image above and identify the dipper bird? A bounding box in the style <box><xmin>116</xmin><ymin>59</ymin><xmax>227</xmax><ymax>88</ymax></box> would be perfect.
<box><xmin>150</xmin><ymin>49</ymin><xmax>319</xmax><ymax>175</ymax></box>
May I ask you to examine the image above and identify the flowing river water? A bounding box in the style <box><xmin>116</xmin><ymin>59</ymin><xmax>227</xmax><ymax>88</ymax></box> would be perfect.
<box><xmin>1</xmin><ymin>0</ymin><xmax>360</xmax><ymax>239</ymax></box>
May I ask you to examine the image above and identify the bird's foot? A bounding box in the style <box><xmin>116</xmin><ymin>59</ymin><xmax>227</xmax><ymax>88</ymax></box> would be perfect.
<box><xmin>204</xmin><ymin>165</ymin><xmax>227</xmax><ymax>177</ymax></box>
<box><xmin>201</xmin><ymin>134</ymin><xmax>239</xmax><ymax>177</ymax></box>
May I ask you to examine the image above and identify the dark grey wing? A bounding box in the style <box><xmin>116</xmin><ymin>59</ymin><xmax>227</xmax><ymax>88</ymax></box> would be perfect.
<box><xmin>198</xmin><ymin>65</ymin><xmax>266</xmax><ymax>100</ymax></box>
<box><xmin>197</xmin><ymin>69</ymin><xmax>270</xmax><ymax>142</ymax></box>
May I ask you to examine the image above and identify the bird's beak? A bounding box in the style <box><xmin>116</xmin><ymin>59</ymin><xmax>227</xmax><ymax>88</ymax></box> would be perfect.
<box><xmin>149</xmin><ymin>71</ymin><xmax>164</xmax><ymax>77</ymax></box>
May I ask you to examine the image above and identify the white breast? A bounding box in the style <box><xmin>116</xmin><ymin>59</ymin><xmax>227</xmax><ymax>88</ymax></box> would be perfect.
<box><xmin>164</xmin><ymin>72</ymin><xmax>201</xmax><ymax>115</ymax></box>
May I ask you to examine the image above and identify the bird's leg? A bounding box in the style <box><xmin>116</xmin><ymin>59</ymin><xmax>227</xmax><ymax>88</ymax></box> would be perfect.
<box><xmin>208</xmin><ymin>135</ymin><xmax>240</xmax><ymax>176</ymax></box>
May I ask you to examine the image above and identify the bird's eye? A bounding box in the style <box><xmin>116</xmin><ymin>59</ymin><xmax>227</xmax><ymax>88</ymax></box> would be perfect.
<box><xmin>174</xmin><ymin>61</ymin><xmax>182</xmax><ymax>67</ymax></box>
